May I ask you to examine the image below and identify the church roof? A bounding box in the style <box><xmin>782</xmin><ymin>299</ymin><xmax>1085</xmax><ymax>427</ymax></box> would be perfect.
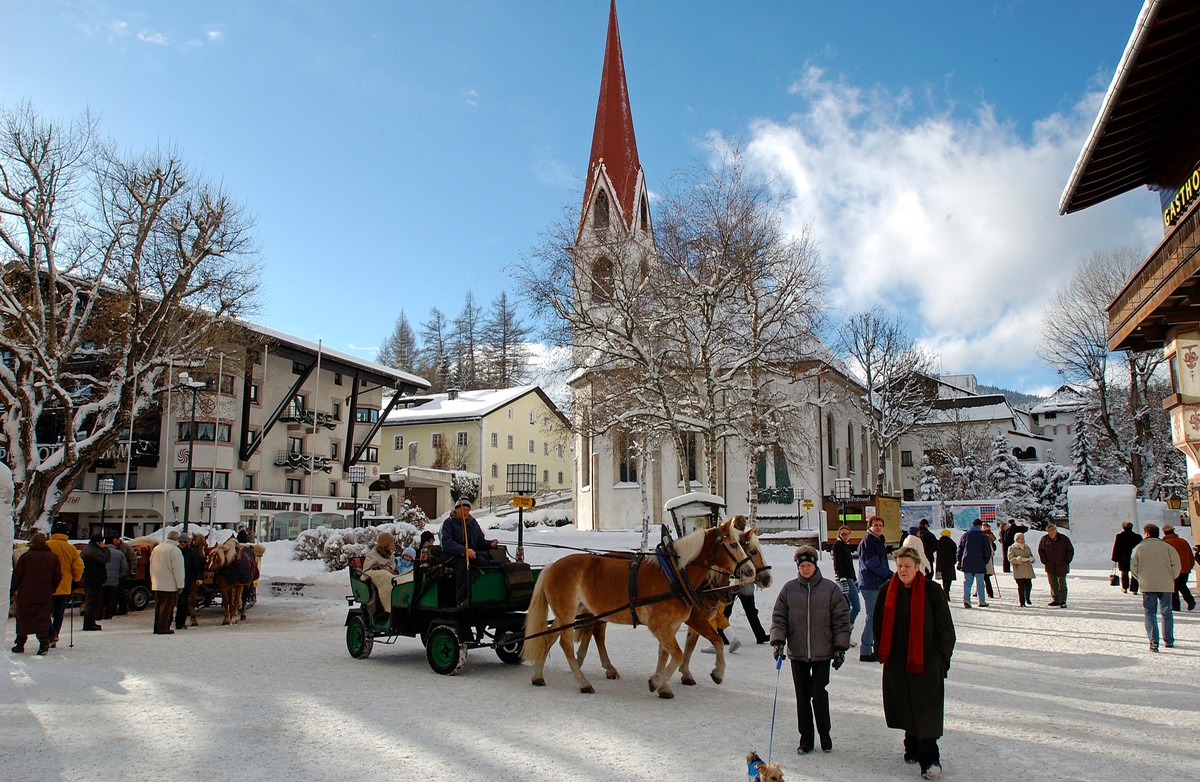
<box><xmin>582</xmin><ymin>0</ymin><xmax>643</xmax><ymax>233</ymax></box>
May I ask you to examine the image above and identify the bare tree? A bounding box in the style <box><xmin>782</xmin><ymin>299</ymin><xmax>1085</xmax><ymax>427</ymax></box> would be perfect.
<box><xmin>514</xmin><ymin>148</ymin><xmax>830</xmax><ymax>523</ymax></box>
<box><xmin>481</xmin><ymin>291</ymin><xmax>531</xmax><ymax>388</ymax></box>
<box><xmin>452</xmin><ymin>292</ymin><xmax>483</xmax><ymax>390</ymax></box>
<box><xmin>837</xmin><ymin>307</ymin><xmax>936</xmax><ymax>494</ymax></box>
<box><xmin>0</xmin><ymin>104</ymin><xmax>260</xmax><ymax>535</ymax></box>
<box><xmin>1039</xmin><ymin>246</ymin><xmax>1166</xmax><ymax>493</ymax></box>
<box><xmin>376</xmin><ymin>310</ymin><xmax>419</xmax><ymax>374</ymax></box>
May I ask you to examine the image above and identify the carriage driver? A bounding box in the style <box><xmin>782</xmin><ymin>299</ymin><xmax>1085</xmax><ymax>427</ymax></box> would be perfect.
<box><xmin>439</xmin><ymin>497</ymin><xmax>499</xmax><ymax>606</ymax></box>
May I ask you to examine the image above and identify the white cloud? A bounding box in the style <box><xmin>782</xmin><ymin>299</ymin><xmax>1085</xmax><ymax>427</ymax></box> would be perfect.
<box><xmin>136</xmin><ymin>30</ymin><xmax>168</xmax><ymax>45</ymax></box>
<box><xmin>464</xmin><ymin>89</ymin><xmax>479</xmax><ymax>107</ymax></box>
<box><xmin>207</xmin><ymin>29</ymin><xmax>223</xmax><ymax>43</ymax></box>
<box><xmin>109</xmin><ymin>20</ymin><xmax>129</xmax><ymax>37</ymax></box>
<box><xmin>738</xmin><ymin>66</ymin><xmax>1163</xmax><ymax>392</ymax></box>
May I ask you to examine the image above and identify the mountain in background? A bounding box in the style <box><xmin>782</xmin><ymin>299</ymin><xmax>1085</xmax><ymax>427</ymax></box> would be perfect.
<box><xmin>978</xmin><ymin>383</ymin><xmax>1044</xmax><ymax>409</ymax></box>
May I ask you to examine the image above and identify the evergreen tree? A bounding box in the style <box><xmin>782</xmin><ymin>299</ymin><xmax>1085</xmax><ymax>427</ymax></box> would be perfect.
<box><xmin>918</xmin><ymin>454</ymin><xmax>942</xmax><ymax>501</ymax></box>
<box><xmin>452</xmin><ymin>292</ymin><xmax>484</xmax><ymax>390</ymax></box>
<box><xmin>985</xmin><ymin>434</ymin><xmax>1031</xmax><ymax>518</ymax></box>
<box><xmin>418</xmin><ymin>308</ymin><xmax>451</xmax><ymax>392</ymax></box>
<box><xmin>1070</xmin><ymin>411</ymin><xmax>1098</xmax><ymax>485</ymax></box>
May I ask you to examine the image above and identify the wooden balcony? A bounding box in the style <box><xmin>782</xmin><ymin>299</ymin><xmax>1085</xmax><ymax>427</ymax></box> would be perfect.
<box><xmin>1108</xmin><ymin>201</ymin><xmax>1200</xmax><ymax>351</ymax></box>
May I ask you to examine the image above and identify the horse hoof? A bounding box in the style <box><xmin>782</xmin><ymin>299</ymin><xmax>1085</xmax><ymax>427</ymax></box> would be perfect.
<box><xmin>531</xmin><ymin>678</ymin><xmax>545</xmax><ymax>687</ymax></box>
<box><xmin>658</xmin><ymin>690</ymin><xmax>674</xmax><ymax>700</ymax></box>
<box><xmin>681</xmin><ymin>676</ymin><xmax>697</xmax><ymax>686</ymax></box>
<box><xmin>580</xmin><ymin>685</ymin><xmax>595</xmax><ymax>694</ymax></box>
<box><xmin>647</xmin><ymin>678</ymin><xmax>656</xmax><ymax>692</ymax></box>
<box><xmin>710</xmin><ymin>673</ymin><xmax>723</xmax><ymax>685</ymax></box>
<box><xmin>605</xmin><ymin>671</ymin><xmax>620</xmax><ymax>680</ymax></box>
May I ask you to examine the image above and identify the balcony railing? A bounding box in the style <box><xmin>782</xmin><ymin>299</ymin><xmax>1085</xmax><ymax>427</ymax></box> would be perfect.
<box><xmin>757</xmin><ymin>486</ymin><xmax>796</xmax><ymax>505</ymax></box>
<box><xmin>280</xmin><ymin>408</ymin><xmax>338</xmax><ymax>430</ymax></box>
<box><xmin>97</xmin><ymin>439</ymin><xmax>160</xmax><ymax>467</ymax></box>
<box><xmin>274</xmin><ymin>450</ymin><xmax>333</xmax><ymax>473</ymax></box>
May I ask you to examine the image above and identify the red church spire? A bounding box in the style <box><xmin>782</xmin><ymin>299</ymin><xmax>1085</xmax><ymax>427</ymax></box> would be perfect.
<box><xmin>583</xmin><ymin>0</ymin><xmax>643</xmax><ymax>233</ymax></box>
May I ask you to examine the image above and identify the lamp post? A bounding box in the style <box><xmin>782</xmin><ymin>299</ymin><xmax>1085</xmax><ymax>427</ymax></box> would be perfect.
<box><xmin>202</xmin><ymin>492</ymin><xmax>216</xmax><ymax>527</ymax></box>
<box><xmin>348</xmin><ymin>464</ymin><xmax>366</xmax><ymax>527</ymax></box>
<box><xmin>178</xmin><ymin>371</ymin><xmax>206</xmax><ymax>533</ymax></box>
<box><xmin>833</xmin><ymin>477</ymin><xmax>853</xmax><ymax>541</ymax></box>
<box><xmin>97</xmin><ymin>477</ymin><xmax>114</xmax><ymax>536</ymax></box>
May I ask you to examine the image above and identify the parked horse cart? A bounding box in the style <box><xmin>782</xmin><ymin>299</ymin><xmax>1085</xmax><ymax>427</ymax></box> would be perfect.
<box><xmin>344</xmin><ymin>546</ymin><xmax>541</xmax><ymax>675</ymax></box>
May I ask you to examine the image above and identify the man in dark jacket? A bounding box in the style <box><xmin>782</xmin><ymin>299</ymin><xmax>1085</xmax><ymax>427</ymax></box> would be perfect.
<box><xmin>934</xmin><ymin>530</ymin><xmax>957</xmax><ymax>596</ymax></box>
<box><xmin>175</xmin><ymin>535</ymin><xmax>205</xmax><ymax>630</ymax></box>
<box><xmin>439</xmin><ymin>497</ymin><xmax>498</xmax><ymax>605</ymax></box>
<box><xmin>771</xmin><ymin>545</ymin><xmax>852</xmax><ymax>755</ymax></box>
<box><xmin>1001</xmin><ymin>519</ymin><xmax>1027</xmax><ymax>573</ymax></box>
<box><xmin>1038</xmin><ymin>523</ymin><xmax>1074</xmax><ymax>607</ymax></box>
<box><xmin>79</xmin><ymin>534</ymin><xmax>111</xmax><ymax>631</ymax></box>
<box><xmin>10</xmin><ymin>533</ymin><xmax>62</xmax><ymax>655</ymax></box>
<box><xmin>1111</xmin><ymin>521</ymin><xmax>1142</xmax><ymax>594</ymax></box>
<box><xmin>1162</xmin><ymin>524</ymin><xmax>1195</xmax><ymax>612</ymax></box>
<box><xmin>856</xmin><ymin>516</ymin><xmax>892</xmax><ymax>662</ymax></box>
<box><xmin>956</xmin><ymin>521</ymin><xmax>991</xmax><ymax>608</ymax></box>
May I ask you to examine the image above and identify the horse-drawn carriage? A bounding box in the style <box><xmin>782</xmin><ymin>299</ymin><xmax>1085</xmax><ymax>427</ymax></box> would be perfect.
<box><xmin>344</xmin><ymin>544</ymin><xmax>541</xmax><ymax>675</ymax></box>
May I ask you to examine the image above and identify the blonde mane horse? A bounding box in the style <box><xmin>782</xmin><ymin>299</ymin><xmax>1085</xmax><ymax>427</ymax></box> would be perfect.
<box><xmin>521</xmin><ymin>519</ymin><xmax>750</xmax><ymax>699</ymax></box>
<box><xmin>205</xmin><ymin>536</ymin><xmax>254</xmax><ymax>625</ymax></box>
<box><xmin>576</xmin><ymin>515</ymin><xmax>771</xmax><ymax>686</ymax></box>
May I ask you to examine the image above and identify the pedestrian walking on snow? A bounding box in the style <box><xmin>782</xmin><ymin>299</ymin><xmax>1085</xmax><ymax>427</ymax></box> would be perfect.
<box><xmin>1111</xmin><ymin>521</ymin><xmax>1142</xmax><ymax>594</ymax></box>
<box><xmin>1007</xmin><ymin>533</ymin><xmax>1035</xmax><ymax>607</ymax></box>
<box><xmin>1037</xmin><ymin>524</ymin><xmax>1074</xmax><ymax>608</ymax></box>
<box><xmin>1161</xmin><ymin>524</ymin><xmax>1195</xmax><ymax>612</ymax></box>
<box><xmin>934</xmin><ymin>530</ymin><xmax>956</xmax><ymax>596</ymax></box>
<box><xmin>10</xmin><ymin>533</ymin><xmax>61</xmax><ymax>655</ymax></box>
<box><xmin>770</xmin><ymin>545</ymin><xmax>852</xmax><ymax>755</ymax></box>
<box><xmin>956</xmin><ymin>521</ymin><xmax>990</xmax><ymax>608</ymax></box>
<box><xmin>1130</xmin><ymin>524</ymin><xmax>1180</xmax><ymax>652</ymax></box>
<box><xmin>856</xmin><ymin>516</ymin><xmax>892</xmax><ymax>662</ymax></box>
<box><xmin>873</xmin><ymin>545</ymin><xmax>956</xmax><ymax>780</ymax></box>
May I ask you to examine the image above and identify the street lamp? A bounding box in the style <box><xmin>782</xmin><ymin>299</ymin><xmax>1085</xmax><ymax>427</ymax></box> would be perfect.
<box><xmin>97</xmin><ymin>477</ymin><xmax>114</xmax><ymax>536</ymax></box>
<box><xmin>202</xmin><ymin>492</ymin><xmax>216</xmax><ymax>527</ymax></box>
<box><xmin>178</xmin><ymin>371</ymin><xmax>207</xmax><ymax>533</ymax></box>
<box><xmin>348</xmin><ymin>464</ymin><xmax>366</xmax><ymax>527</ymax></box>
<box><xmin>833</xmin><ymin>477</ymin><xmax>853</xmax><ymax>540</ymax></box>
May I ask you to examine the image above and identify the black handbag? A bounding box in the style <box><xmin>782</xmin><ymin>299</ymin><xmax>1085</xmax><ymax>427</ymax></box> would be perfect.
<box><xmin>1109</xmin><ymin>567</ymin><xmax>1120</xmax><ymax>587</ymax></box>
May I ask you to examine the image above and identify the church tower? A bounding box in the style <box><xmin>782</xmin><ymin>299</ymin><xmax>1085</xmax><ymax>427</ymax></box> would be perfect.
<box><xmin>571</xmin><ymin>0</ymin><xmax>658</xmax><ymax>531</ymax></box>
<box><xmin>575</xmin><ymin>0</ymin><xmax>655</xmax><ymax>304</ymax></box>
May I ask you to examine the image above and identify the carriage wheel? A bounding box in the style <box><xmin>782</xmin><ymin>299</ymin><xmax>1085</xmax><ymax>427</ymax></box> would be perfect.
<box><xmin>128</xmin><ymin>586</ymin><xmax>151</xmax><ymax>612</ymax></box>
<box><xmin>494</xmin><ymin>630</ymin><xmax>524</xmax><ymax>665</ymax></box>
<box><xmin>346</xmin><ymin>614</ymin><xmax>374</xmax><ymax>659</ymax></box>
<box><xmin>425</xmin><ymin>625</ymin><xmax>467</xmax><ymax>675</ymax></box>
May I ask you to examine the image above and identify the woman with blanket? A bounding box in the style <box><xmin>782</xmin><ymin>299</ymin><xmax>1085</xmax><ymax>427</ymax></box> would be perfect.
<box><xmin>872</xmin><ymin>545</ymin><xmax>956</xmax><ymax>780</ymax></box>
<box><xmin>362</xmin><ymin>532</ymin><xmax>400</xmax><ymax>619</ymax></box>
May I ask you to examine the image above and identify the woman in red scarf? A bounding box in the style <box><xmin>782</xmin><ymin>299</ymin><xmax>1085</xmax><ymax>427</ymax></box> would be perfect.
<box><xmin>872</xmin><ymin>545</ymin><xmax>956</xmax><ymax>779</ymax></box>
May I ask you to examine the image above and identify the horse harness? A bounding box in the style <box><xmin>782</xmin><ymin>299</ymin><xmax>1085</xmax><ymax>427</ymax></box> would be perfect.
<box><xmin>623</xmin><ymin>527</ymin><xmax>750</xmax><ymax>627</ymax></box>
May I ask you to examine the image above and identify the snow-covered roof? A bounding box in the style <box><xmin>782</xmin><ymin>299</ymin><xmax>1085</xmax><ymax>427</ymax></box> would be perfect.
<box><xmin>663</xmin><ymin>491</ymin><xmax>725</xmax><ymax>513</ymax></box>
<box><xmin>1030</xmin><ymin>385</ymin><xmax>1089</xmax><ymax>414</ymax></box>
<box><xmin>382</xmin><ymin>386</ymin><xmax>568</xmax><ymax>427</ymax></box>
<box><xmin>241</xmin><ymin>321</ymin><xmax>430</xmax><ymax>391</ymax></box>
<box><xmin>925</xmin><ymin>393</ymin><xmax>1041</xmax><ymax>438</ymax></box>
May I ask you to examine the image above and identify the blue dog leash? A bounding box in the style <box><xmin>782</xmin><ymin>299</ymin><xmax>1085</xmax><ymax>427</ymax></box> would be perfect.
<box><xmin>767</xmin><ymin>653</ymin><xmax>783</xmax><ymax>764</ymax></box>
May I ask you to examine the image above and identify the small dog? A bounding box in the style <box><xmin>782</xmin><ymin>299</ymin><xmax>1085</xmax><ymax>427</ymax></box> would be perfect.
<box><xmin>747</xmin><ymin>751</ymin><xmax>784</xmax><ymax>782</ymax></box>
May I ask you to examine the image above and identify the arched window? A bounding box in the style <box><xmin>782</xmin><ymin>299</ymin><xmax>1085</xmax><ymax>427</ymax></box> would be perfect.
<box><xmin>592</xmin><ymin>257</ymin><xmax>614</xmax><ymax>303</ymax></box>
<box><xmin>639</xmin><ymin>193</ymin><xmax>649</xmax><ymax>231</ymax></box>
<box><xmin>594</xmin><ymin>190</ymin><xmax>610</xmax><ymax>231</ymax></box>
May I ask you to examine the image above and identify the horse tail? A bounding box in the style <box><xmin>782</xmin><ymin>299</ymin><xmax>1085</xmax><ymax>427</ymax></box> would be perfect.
<box><xmin>521</xmin><ymin>575</ymin><xmax>555</xmax><ymax>663</ymax></box>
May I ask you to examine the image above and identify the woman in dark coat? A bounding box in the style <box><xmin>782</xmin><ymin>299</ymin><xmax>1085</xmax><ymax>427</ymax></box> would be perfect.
<box><xmin>873</xmin><ymin>545</ymin><xmax>956</xmax><ymax>780</ymax></box>
<box><xmin>933</xmin><ymin>530</ymin><xmax>957</xmax><ymax>597</ymax></box>
<box><xmin>10</xmin><ymin>533</ymin><xmax>62</xmax><ymax>655</ymax></box>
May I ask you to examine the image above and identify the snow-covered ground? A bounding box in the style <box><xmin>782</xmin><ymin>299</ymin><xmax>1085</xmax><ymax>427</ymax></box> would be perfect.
<box><xmin>4</xmin><ymin>519</ymin><xmax>1197</xmax><ymax>782</ymax></box>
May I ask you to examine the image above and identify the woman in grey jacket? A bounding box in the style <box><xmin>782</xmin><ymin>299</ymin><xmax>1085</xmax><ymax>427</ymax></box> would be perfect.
<box><xmin>770</xmin><ymin>545</ymin><xmax>852</xmax><ymax>755</ymax></box>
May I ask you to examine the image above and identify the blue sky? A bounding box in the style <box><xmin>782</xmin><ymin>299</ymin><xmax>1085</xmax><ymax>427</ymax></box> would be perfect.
<box><xmin>6</xmin><ymin>1</ymin><xmax>1159</xmax><ymax>396</ymax></box>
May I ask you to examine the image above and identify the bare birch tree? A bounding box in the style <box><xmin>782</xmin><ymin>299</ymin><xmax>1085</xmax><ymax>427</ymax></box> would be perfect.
<box><xmin>0</xmin><ymin>104</ymin><xmax>260</xmax><ymax>535</ymax></box>
<box><xmin>837</xmin><ymin>308</ymin><xmax>936</xmax><ymax>494</ymax></box>
<box><xmin>1039</xmin><ymin>246</ymin><xmax>1172</xmax><ymax>494</ymax></box>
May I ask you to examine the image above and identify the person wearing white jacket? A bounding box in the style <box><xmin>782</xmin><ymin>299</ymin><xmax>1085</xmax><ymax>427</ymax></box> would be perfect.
<box><xmin>1130</xmin><ymin>524</ymin><xmax>1181</xmax><ymax>652</ymax></box>
<box><xmin>149</xmin><ymin>531</ymin><xmax>185</xmax><ymax>635</ymax></box>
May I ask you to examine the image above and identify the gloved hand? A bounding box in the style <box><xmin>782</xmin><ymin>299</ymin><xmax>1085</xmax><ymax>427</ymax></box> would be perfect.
<box><xmin>772</xmin><ymin>641</ymin><xmax>785</xmax><ymax>661</ymax></box>
<box><xmin>832</xmin><ymin>650</ymin><xmax>845</xmax><ymax>670</ymax></box>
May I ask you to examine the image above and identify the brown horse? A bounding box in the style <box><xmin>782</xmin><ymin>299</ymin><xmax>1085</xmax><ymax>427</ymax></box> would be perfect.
<box><xmin>576</xmin><ymin>516</ymin><xmax>773</xmax><ymax>686</ymax></box>
<box><xmin>181</xmin><ymin>532</ymin><xmax>209</xmax><ymax>627</ymax></box>
<box><xmin>205</xmin><ymin>536</ymin><xmax>255</xmax><ymax>625</ymax></box>
<box><xmin>521</xmin><ymin>519</ymin><xmax>751</xmax><ymax>698</ymax></box>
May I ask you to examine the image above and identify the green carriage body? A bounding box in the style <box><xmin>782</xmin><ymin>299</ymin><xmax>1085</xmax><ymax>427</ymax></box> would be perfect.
<box><xmin>344</xmin><ymin>545</ymin><xmax>540</xmax><ymax>675</ymax></box>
